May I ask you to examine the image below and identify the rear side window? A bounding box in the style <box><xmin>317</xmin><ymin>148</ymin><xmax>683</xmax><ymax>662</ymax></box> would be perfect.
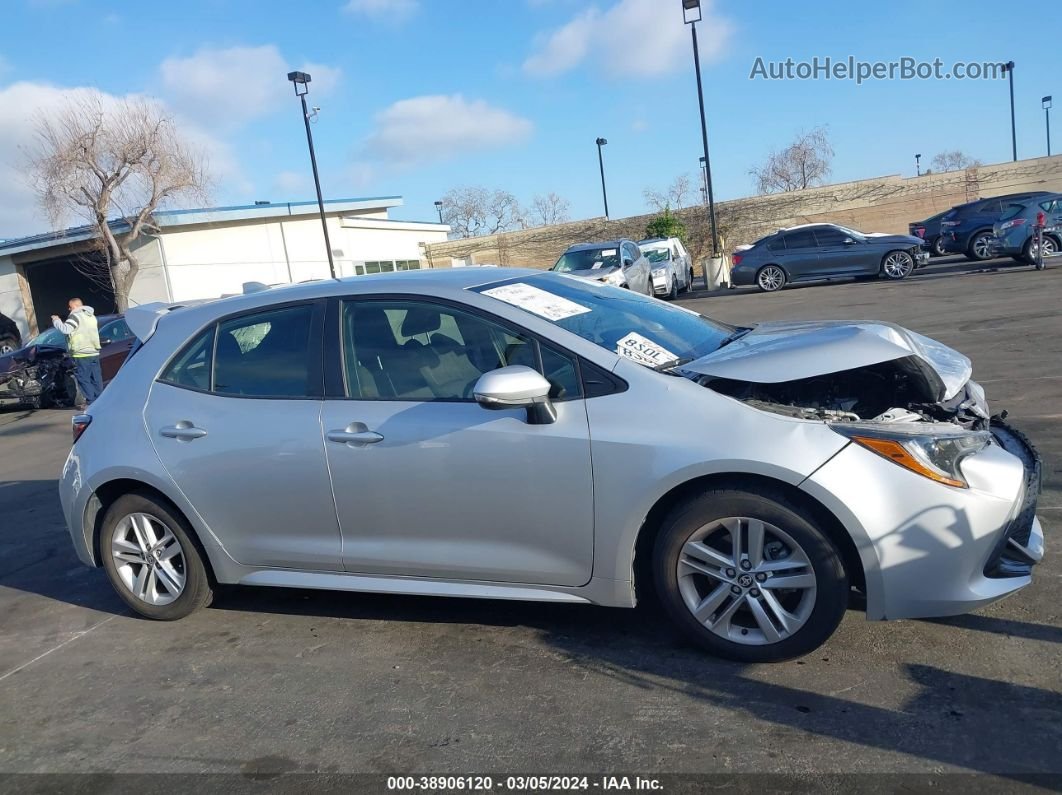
<box><xmin>160</xmin><ymin>327</ymin><xmax>216</xmax><ymax>391</ymax></box>
<box><xmin>766</xmin><ymin>236</ymin><xmax>785</xmax><ymax>252</ymax></box>
<box><xmin>214</xmin><ymin>305</ymin><xmax>314</xmax><ymax>397</ymax></box>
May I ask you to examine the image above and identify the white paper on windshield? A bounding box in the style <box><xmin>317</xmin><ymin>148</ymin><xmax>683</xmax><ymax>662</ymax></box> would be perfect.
<box><xmin>615</xmin><ymin>332</ymin><xmax>678</xmax><ymax>367</ymax></box>
<box><xmin>600</xmin><ymin>249</ymin><xmax>617</xmax><ymax>256</ymax></box>
<box><xmin>482</xmin><ymin>283</ymin><xmax>591</xmax><ymax>321</ymax></box>
<box><xmin>591</xmin><ymin>261</ymin><xmax>605</xmax><ymax>269</ymax></box>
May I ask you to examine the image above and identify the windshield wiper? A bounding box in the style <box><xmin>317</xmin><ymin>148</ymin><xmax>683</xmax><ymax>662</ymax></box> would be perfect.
<box><xmin>716</xmin><ymin>327</ymin><xmax>753</xmax><ymax>349</ymax></box>
<box><xmin>652</xmin><ymin>356</ymin><xmax>695</xmax><ymax>372</ymax></box>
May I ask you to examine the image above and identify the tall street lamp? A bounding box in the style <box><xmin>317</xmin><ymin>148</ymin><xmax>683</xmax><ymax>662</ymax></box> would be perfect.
<box><xmin>682</xmin><ymin>0</ymin><xmax>720</xmax><ymax>261</ymax></box>
<box><xmin>915</xmin><ymin>153</ymin><xmax>922</xmax><ymax>176</ymax></box>
<box><xmin>1044</xmin><ymin>96</ymin><xmax>1053</xmax><ymax>157</ymax></box>
<box><xmin>1003</xmin><ymin>61</ymin><xmax>1016</xmax><ymax>161</ymax></box>
<box><xmin>595</xmin><ymin>137</ymin><xmax>610</xmax><ymax>219</ymax></box>
<box><xmin>434</xmin><ymin>200</ymin><xmax>444</xmax><ymax>224</ymax></box>
<box><xmin>287</xmin><ymin>70</ymin><xmax>336</xmax><ymax>280</ymax></box>
<box><xmin>699</xmin><ymin>156</ymin><xmax>708</xmax><ymax>203</ymax></box>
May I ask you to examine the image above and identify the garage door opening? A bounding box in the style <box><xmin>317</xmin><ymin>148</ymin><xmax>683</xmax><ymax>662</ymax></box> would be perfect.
<box><xmin>24</xmin><ymin>253</ymin><xmax>117</xmax><ymax>332</ymax></box>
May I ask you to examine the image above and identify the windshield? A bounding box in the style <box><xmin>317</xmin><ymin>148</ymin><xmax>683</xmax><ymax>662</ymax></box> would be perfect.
<box><xmin>551</xmin><ymin>247</ymin><xmax>620</xmax><ymax>273</ymax></box>
<box><xmin>643</xmin><ymin>248</ymin><xmax>671</xmax><ymax>264</ymax></box>
<box><xmin>28</xmin><ymin>327</ymin><xmax>64</xmax><ymax>348</ymax></box>
<box><xmin>474</xmin><ymin>274</ymin><xmax>735</xmax><ymax>368</ymax></box>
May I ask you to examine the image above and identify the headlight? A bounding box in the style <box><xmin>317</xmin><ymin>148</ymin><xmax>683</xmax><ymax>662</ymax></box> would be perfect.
<box><xmin>831</xmin><ymin>423</ymin><xmax>991</xmax><ymax>488</ymax></box>
<box><xmin>602</xmin><ymin>270</ymin><xmax>625</xmax><ymax>285</ymax></box>
<box><xmin>651</xmin><ymin>266</ymin><xmax>666</xmax><ymax>275</ymax></box>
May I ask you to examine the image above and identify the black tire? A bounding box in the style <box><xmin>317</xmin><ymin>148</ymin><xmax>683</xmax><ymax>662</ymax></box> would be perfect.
<box><xmin>755</xmin><ymin>265</ymin><xmax>786</xmax><ymax>292</ymax></box>
<box><xmin>879</xmin><ymin>250</ymin><xmax>915</xmax><ymax>280</ymax></box>
<box><xmin>100</xmin><ymin>493</ymin><xmax>213</xmax><ymax>620</ymax></box>
<box><xmin>931</xmin><ymin>236</ymin><xmax>947</xmax><ymax>257</ymax></box>
<box><xmin>1022</xmin><ymin>234</ymin><xmax>1058</xmax><ymax>265</ymax></box>
<box><xmin>667</xmin><ymin>276</ymin><xmax>678</xmax><ymax>300</ymax></box>
<box><xmin>0</xmin><ymin>336</ymin><xmax>18</xmax><ymax>356</ymax></box>
<box><xmin>965</xmin><ymin>230</ymin><xmax>994</xmax><ymax>261</ymax></box>
<box><xmin>652</xmin><ymin>488</ymin><xmax>849</xmax><ymax>662</ymax></box>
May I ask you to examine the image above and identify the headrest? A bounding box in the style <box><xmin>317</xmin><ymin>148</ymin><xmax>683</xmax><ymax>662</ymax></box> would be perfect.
<box><xmin>401</xmin><ymin>307</ymin><xmax>442</xmax><ymax>337</ymax></box>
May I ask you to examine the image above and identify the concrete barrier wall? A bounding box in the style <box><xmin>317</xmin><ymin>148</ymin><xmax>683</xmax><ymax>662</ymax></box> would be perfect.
<box><xmin>424</xmin><ymin>155</ymin><xmax>1062</xmax><ymax>274</ymax></box>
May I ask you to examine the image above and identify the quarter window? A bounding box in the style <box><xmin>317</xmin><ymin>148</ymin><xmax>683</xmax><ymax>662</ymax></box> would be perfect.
<box><xmin>341</xmin><ymin>300</ymin><xmax>579</xmax><ymax>402</ymax></box>
<box><xmin>159</xmin><ymin>327</ymin><xmax>216</xmax><ymax>392</ymax></box>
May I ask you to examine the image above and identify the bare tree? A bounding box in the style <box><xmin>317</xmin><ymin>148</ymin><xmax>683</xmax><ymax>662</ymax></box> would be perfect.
<box><xmin>929</xmin><ymin>151</ymin><xmax>983</xmax><ymax>172</ymax></box>
<box><xmin>527</xmin><ymin>192</ymin><xmax>572</xmax><ymax>227</ymax></box>
<box><xmin>30</xmin><ymin>93</ymin><xmax>208</xmax><ymax>310</ymax></box>
<box><xmin>644</xmin><ymin>173</ymin><xmax>693</xmax><ymax>212</ymax></box>
<box><xmin>439</xmin><ymin>186</ymin><xmax>523</xmax><ymax>238</ymax></box>
<box><xmin>750</xmin><ymin>126</ymin><xmax>834</xmax><ymax>194</ymax></box>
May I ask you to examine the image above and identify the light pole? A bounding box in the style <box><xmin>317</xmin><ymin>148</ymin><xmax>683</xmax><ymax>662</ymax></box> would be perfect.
<box><xmin>682</xmin><ymin>0</ymin><xmax>720</xmax><ymax>265</ymax></box>
<box><xmin>1003</xmin><ymin>61</ymin><xmax>1016</xmax><ymax>161</ymax></box>
<box><xmin>915</xmin><ymin>153</ymin><xmax>922</xmax><ymax>176</ymax></box>
<box><xmin>595</xmin><ymin>137</ymin><xmax>609</xmax><ymax>219</ymax></box>
<box><xmin>699</xmin><ymin>156</ymin><xmax>708</xmax><ymax>204</ymax></box>
<box><xmin>1044</xmin><ymin>96</ymin><xmax>1053</xmax><ymax>157</ymax></box>
<box><xmin>287</xmin><ymin>70</ymin><xmax>336</xmax><ymax>279</ymax></box>
<box><xmin>434</xmin><ymin>200</ymin><xmax>444</xmax><ymax>223</ymax></box>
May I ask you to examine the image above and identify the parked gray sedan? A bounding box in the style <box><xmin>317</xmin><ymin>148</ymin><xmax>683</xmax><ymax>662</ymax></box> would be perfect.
<box><xmin>550</xmin><ymin>240</ymin><xmax>652</xmax><ymax>296</ymax></box>
<box><xmin>731</xmin><ymin>224</ymin><xmax>929</xmax><ymax>292</ymax></box>
<box><xmin>59</xmin><ymin>269</ymin><xmax>1043</xmax><ymax>662</ymax></box>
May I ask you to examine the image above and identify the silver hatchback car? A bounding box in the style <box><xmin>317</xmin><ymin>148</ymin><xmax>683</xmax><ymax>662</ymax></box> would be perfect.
<box><xmin>60</xmin><ymin>269</ymin><xmax>1044</xmax><ymax>662</ymax></box>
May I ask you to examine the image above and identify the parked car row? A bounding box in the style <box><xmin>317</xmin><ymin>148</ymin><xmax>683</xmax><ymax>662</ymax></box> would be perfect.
<box><xmin>909</xmin><ymin>190</ymin><xmax>1059</xmax><ymax>263</ymax></box>
<box><xmin>0</xmin><ymin>315</ymin><xmax>135</xmax><ymax>408</ymax></box>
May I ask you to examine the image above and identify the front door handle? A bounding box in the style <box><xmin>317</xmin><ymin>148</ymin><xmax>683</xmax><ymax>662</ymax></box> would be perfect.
<box><xmin>327</xmin><ymin>422</ymin><xmax>384</xmax><ymax>447</ymax></box>
<box><xmin>160</xmin><ymin>421</ymin><xmax>208</xmax><ymax>441</ymax></box>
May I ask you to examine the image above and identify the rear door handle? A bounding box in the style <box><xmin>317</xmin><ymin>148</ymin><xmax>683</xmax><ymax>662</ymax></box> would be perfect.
<box><xmin>160</xmin><ymin>422</ymin><xmax>208</xmax><ymax>441</ymax></box>
<box><xmin>327</xmin><ymin>422</ymin><xmax>384</xmax><ymax>447</ymax></box>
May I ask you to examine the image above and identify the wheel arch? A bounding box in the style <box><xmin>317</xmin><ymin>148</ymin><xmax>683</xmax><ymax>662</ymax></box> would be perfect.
<box><xmin>964</xmin><ymin>227</ymin><xmax>994</xmax><ymax>253</ymax></box>
<box><xmin>87</xmin><ymin>478</ymin><xmax>218</xmax><ymax>585</ymax></box>
<box><xmin>632</xmin><ymin>472</ymin><xmax>866</xmax><ymax>605</ymax></box>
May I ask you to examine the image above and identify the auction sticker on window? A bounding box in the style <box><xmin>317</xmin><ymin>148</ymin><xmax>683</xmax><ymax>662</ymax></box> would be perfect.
<box><xmin>482</xmin><ymin>283</ymin><xmax>591</xmax><ymax>321</ymax></box>
<box><xmin>615</xmin><ymin>331</ymin><xmax>677</xmax><ymax>366</ymax></box>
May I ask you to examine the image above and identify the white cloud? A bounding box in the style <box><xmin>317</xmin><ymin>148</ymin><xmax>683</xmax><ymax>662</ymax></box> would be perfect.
<box><xmin>159</xmin><ymin>45</ymin><xmax>341</xmax><ymax>129</ymax></box>
<box><xmin>343</xmin><ymin>0</ymin><xmax>418</xmax><ymax>23</ymax></box>
<box><xmin>362</xmin><ymin>94</ymin><xmax>533</xmax><ymax>167</ymax></box>
<box><xmin>273</xmin><ymin>170</ymin><xmax>310</xmax><ymax>195</ymax></box>
<box><xmin>0</xmin><ymin>81</ymin><xmax>240</xmax><ymax>239</ymax></box>
<box><xmin>524</xmin><ymin>0</ymin><xmax>732</xmax><ymax>78</ymax></box>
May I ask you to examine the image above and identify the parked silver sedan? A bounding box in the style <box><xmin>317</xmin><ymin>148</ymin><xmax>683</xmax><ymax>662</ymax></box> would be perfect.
<box><xmin>59</xmin><ymin>269</ymin><xmax>1044</xmax><ymax>662</ymax></box>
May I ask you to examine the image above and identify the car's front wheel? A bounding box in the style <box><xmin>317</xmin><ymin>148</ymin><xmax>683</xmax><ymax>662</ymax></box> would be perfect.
<box><xmin>756</xmin><ymin>265</ymin><xmax>786</xmax><ymax>292</ymax></box>
<box><xmin>667</xmin><ymin>276</ymin><xmax>678</xmax><ymax>300</ymax></box>
<box><xmin>880</xmin><ymin>250</ymin><xmax>914</xmax><ymax>280</ymax></box>
<box><xmin>0</xmin><ymin>336</ymin><xmax>17</xmax><ymax>356</ymax></box>
<box><xmin>653</xmin><ymin>488</ymin><xmax>849</xmax><ymax>662</ymax></box>
<box><xmin>100</xmin><ymin>493</ymin><xmax>213</xmax><ymax>620</ymax></box>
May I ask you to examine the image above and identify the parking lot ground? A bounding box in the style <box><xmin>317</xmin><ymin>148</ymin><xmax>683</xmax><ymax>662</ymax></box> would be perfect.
<box><xmin>0</xmin><ymin>256</ymin><xmax>1060</xmax><ymax>783</ymax></box>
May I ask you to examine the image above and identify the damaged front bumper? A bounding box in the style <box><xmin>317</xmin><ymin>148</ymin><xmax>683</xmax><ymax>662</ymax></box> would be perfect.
<box><xmin>984</xmin><ymin>420</ymin><xmax>1044</xmax><ymax>577</ymax></box>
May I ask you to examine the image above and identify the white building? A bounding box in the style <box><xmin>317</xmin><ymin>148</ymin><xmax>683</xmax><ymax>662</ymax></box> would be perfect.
<box><xmin>0</xmin><ymin>196</ymin><xmax>449</xmax><ymax>338</ymax></box>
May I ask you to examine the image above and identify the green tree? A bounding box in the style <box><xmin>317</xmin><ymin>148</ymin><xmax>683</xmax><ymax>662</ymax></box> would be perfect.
<box><xmin>645</xmin><ymin>208</ymin><xmax>688</xmax><ymax>244</ymax></box>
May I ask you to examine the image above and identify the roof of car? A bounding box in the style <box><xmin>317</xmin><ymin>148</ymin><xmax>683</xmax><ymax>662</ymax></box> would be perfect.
<box><xmin>564</xmin><ymin>241</ymin><xmax>626</xmax><ymax>251</ymax></box>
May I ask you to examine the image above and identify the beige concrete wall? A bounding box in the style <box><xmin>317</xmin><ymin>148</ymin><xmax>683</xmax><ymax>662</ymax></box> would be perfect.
<box><xmin>425</xmin><ymin>155</ymin><xmax>1062</xmax><ymax>275</ymax></box>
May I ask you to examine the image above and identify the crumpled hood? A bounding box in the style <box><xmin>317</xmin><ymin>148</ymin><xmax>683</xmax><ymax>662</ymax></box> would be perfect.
<box><xmin>683</xmin><ymin>320</ymin><xmax>972</xmax><ymax>402</ymax></box>
<box><xmin>565</xmin><ymin>266</ymin><xmax>620</xmax><ymax>279</ymax></box>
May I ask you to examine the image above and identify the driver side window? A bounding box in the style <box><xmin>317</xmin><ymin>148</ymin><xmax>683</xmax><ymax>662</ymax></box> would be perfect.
<box><xmin>341</xmin><ymin>300</ymin><xmax>580</xmax><ymax>402</ymax></box>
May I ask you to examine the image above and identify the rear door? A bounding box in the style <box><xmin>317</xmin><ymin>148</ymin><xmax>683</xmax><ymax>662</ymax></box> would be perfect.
<box><xmin>145</xmin><ymin>301</ymin><xmax>344</xmax><ymax>571</ymax></box>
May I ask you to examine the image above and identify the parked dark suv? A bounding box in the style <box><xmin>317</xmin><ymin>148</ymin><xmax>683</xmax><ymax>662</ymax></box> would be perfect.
<box><xmin>0</xmin><ymin>312</ymin><xmax>21</xmax><ymax>356</ymax></box>
<box><xmin>939</xmin><ymin>192</ymin><xmax>1051</xmax><ymax>260</ymax></box>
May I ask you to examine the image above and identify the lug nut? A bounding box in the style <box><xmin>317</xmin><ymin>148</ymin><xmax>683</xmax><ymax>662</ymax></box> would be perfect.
<box><xmin>755</xmin><ymin>572</ymin><xmax>767</xmax><ymax>582</ymax></box>
<box><xmin>730</xmin><ymin>585</ymin><xmax>742</xmax><ymax>595</ymax></box>
<box><xmin>740</xmin><ymin>560</ymin><xmax>752</xmax><ymax>571</ymax></box>
<box><xmin>750</xmin><ymin>588</ymin><xmax>760</xmax><ymax>597</ymax></box>
<box><xmin>725</xmin><ymin>568</ymin><xmax>736</xmax><ymax>578</ymax></box>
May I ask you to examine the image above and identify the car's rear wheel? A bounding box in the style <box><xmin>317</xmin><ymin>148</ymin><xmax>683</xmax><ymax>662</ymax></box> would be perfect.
<box><xmin>1022</xmin><ymin>235</ymin><xmax>1057</xmax><ymax>264</ymax></box>
<box><xmin>653</xmin><ymin>489</ymin><xmax>848</xmax><ymax>662</ymax></box>
<box><xmin>756</xmin><ymin>265</ymin><xmax>786</xmax><ymax>292</ymax></box>
<box><xmin>100</xmin><ymin>493</ymin><xmax>213</xmax><ymax>620</ymax></box>
<box><xmin>966</xmin><ymin>231</ymin><xmax>994</xmax><ymax>261</ymax></box>
<box><xmin>931</xmin><ymin>236</ymin><xmax>947</xmax><ymax>257</ymax></box>
<box><xmin>880</xmin><ymin>250</ymin><xmax>914</xmax><ymax>280</ymax></box>
<box><xmin>686</xmin><ymin>269</ymin><xmax>695</xmax><ymax>292</ymax></box>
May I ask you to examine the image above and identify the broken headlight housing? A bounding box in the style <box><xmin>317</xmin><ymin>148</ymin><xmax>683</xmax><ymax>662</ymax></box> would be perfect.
<box><xmin>831</xmin><ymin>423</ymin><xmax>991</xmax><ymax>488</ymax></box>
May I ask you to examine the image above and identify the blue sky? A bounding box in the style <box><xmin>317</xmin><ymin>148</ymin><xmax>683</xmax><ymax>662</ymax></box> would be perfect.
<box><xmin>0</xmin><ymin>0</ymin><xmax>1056</xmax><ymax>237</ymax></box>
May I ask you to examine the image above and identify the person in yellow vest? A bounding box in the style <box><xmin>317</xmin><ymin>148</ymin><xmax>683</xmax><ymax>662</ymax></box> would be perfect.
<box><xmin>51</xmin><ymin>297</ymin><xmax>102</xmax><ymax>409</ymax></box>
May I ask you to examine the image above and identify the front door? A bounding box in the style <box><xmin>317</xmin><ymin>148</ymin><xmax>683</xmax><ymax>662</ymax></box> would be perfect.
<box><xmin>811</xmin><ymin>226</ymin><xmax>874</xmax><ymax>276</ymax></box>
<box><xmin>145</xmin><ymin>302</ymin><xmax>343</xmax><ymax>571</ymax></box>
<box><xmin>321</xmin><ymin>297</ymin><xmax>595</xmax><ymax>587</ymax></box>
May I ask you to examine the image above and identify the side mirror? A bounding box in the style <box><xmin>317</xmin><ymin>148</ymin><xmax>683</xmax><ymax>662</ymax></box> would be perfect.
<box><xmin>622</xmin><ymin>258</ymin><xmax>634</xmax><ymax>268</ymax></box>
<box><xmin>473</xmin><ymin>365</ymin><xmax>556</xmax><ymax>424</ymax></box>
<box><xmin>843</xmin><ymin>238</ymin><xmax>857</xmax><ymax>245</ymax></box>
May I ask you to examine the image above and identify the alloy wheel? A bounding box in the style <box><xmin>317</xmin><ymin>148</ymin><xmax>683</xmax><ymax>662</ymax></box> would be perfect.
<box><xmin>972</xmin><ymin>235</ymin><xmax>992</xmax><ymax>259</ymax></box>
<box><xmin>757</xmin><ymin>266</ymin><xmax>785</xmax><ymax>292</ymax></box>
<box><xmin>676</xmin><ymin>517</ymin><xmax>817</xmax><ymax>645</ymax></box>
<box><xmin>883</xmin><ymin>252</ymin><xmax>914</xmax><ymax>279</ymax></box>
<box><xmin>933</xmin><ymin>237</ymin><xmax>947</xmax><ymax>257</ymax></box>
<box><xmin>0</xmin><ymin>343</ymin><xmax>14</xmax><ymax>355</ymax></box>
<box><xmin>110</xmin><ymin>512</ymin><xmax>187</xmax><ymax>606</ymax></box>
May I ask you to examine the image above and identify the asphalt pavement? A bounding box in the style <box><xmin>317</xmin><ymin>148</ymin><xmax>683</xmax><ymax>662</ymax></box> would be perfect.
<box><xmin>0</xmin><ymin>255</ymin><xmax>1059</xmax><ymax>787</ymax></box>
